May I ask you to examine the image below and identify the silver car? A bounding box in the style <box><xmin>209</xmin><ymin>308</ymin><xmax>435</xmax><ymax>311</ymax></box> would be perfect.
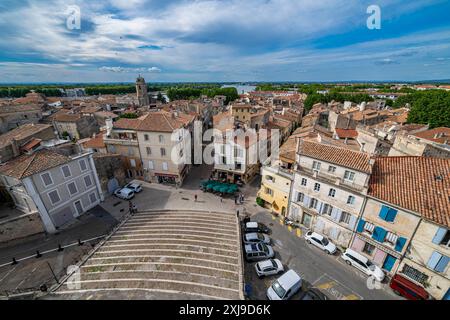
<box><xmin>244</xmin><ymin>243</ymin><xmax>274</xmax><ymax>262</ymax></box>
<box><xmin>243</xmin><ymin>232</ymin><xmax>271</xmax><ymax>245</ymax></box>
<box><xmin>255</xmin><ymin>259</ymin><xmax>284</xmax><ymax>278</ymax></box>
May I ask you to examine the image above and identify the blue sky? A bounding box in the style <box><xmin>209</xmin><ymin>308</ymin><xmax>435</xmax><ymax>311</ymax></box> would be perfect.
<box><xmin>0</xmin><ymin>0</ymin><xmax>450</xmax><ymax>83</ymax></box>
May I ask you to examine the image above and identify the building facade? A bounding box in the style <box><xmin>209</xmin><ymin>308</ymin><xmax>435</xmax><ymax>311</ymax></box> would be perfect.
<box><xmin>0</xmin><ymin>149</ymin><xmax>103</xmax><ymax>233</ymax></box>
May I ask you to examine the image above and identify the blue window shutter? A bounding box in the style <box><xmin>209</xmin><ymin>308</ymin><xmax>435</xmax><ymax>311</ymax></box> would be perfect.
<box><xmin>432</xmin><ymin>227</ymin><xmax>447</xmax><ymax>245</ymax></box>
<box><xmin>435</xmin><ymin>255</ymin><xmax>449</xmax><ymax>273</ymax></box>
<box><xmin>357</xmin><ymin>219</ymin><xmax>365</xmax><ymax>233</ymax></box>
<box><xmin>348</xmin><ymin>215</ymin><xmax>357</xmax><ymax>230</ymax></box>
<box><xmin>427</xmin><ymin>251</ymin><xmax>443</xmax><ymax>270</ymax></box>
<box><xmin>379</xmin><ymin>206</ymin><xmax>389</xmax><ymax>220</ymax></box>
<box><xmin>382</xmin><ymin>255</ymin><xmax>397</xmax><ymax>272</ymax></box>
<box><xmin>386</xmin><ymin>208</ymin><xmax>398</xmax><ymax>222</ymax></box>
<box><xmin>373</xmin><ymin>226</ymin><xmax>387</xmax><ymax>242</ymax></box>
<box><xmin>395</xmin><ymin>237</ymin><xmax>407</xmax><ymax>252</ymax></box>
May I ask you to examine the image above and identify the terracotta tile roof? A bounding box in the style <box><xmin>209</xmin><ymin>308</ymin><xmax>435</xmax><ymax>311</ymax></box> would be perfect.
<box><xmin>335</xmin><ymin>128</ymin><xmax>358</xmax><ymax>139</ymax></box>
<box><xmin>82</xmin><ymin>132</ymin><xmax>106</xmax><ymax>149</ymax></box>
<box><xmin>0</xmin><ymin>104</ymin><xmax>42</xmax><ymax>114</ymax></box>
<box><xmin>413</xmin><ymin>127</ymin><xmax>450</xmax><ymax>145</ymax></box>
<box><xmin>137</xmin><ymin>111</ymin><xmax>195</xmax><ymax>132</ymax></box>
<box><xmin>369</xmin><ymin>157</ymin><xmax>450</xmax><ymax>227</ymax></box>
<box><xmin>113</xmin><ymin>118</ymin><xmax>140</xmax><ymax>130</ymax></box>
<box><xmin>0</xmin><ymin>123</ymin><xmax>53</xmax><ymax>148</ymax></box>
<box><xmin>20</xmin><ymin>138</ymin><xmax>42</xmax><ymax>152</ymax></box>
<box><xmin>0</xmin><ymin>149</ymin><xmax>71</xmax><ymax>179</ymax></box>
<box><xmin>298</xmin><ymin>140</ymin><xmax>372</xmax><ymax>173</ymax></box>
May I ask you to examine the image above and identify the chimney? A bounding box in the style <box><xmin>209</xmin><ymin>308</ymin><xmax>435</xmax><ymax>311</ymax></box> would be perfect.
<box><xmin>105</xmin><ymin>117</ymin><xmax>113</xmax><ymax>137</ymax></box>
<box><xmin>11</xmin><ymin>139</ymin><xmax>20</xmax><ymax>157</ymax></box>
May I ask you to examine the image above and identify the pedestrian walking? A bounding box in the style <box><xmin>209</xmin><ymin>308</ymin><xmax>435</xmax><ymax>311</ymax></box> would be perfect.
<box><xmin>234</xmin><ymin>194</ymin><xmax>238</xmax><ymax>204</ymax></box>
<box><xmin>194</xmin><ymin>194</ymin><xmax>198</xmax><ymax>202</ymax></box>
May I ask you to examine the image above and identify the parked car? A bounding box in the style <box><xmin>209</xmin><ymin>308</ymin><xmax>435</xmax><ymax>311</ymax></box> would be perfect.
<box><xmin>114</xmin><ymin>188</ymin><xmax>135</xmax><ymax>200</ymax></box>
<box><xmin>300</xmin><ymin>288</ymin><xmax>329</xmax><ymax>300</ymax></box>
<box><xmin>243</xmin><ymin>232</ymin><xmax>271</xmax><ymax>245</ymax></box>
<box><xmin>267</xmin><ymin>270</ymin><xmax>302</xmax><ymax>300</ymax></box>
<box><xmin>244</xmin><ymin>243</ymin><xmax>274</xmax><ymax>262</ymax></box>
<box><xmin>244</xmin><ymin>222</ymin><xmax>270</xmax><ymax>234</ymax></box>
<box><xmin>124</xmin><ymin>183</ymin><xmax>142</xmax><ymax>193</ymax></box>
<box><xmin>341</xmin><ymin>248</ymin><xmax>385</xmax><ymax>282</ymax></box>
<box><xmin>304</xmin><ymin>231</ymin><xmax>337</xmax><ymax>255</ymax></box>
<box><xmin>255</xmin><ymin>259</ymin><xmax>284</xmax><ymax>278</ymax></box>
<box><xmin>389</xmin><ymin>274</ymin><xmax>431</xmax><ymax>300</ymax></box>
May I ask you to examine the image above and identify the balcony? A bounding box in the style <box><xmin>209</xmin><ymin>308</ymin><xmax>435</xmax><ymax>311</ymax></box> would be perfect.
<box><xmin>103</xmin><ymin>137</ymin><xmax>139</xmax><ymax>146</ymax></box>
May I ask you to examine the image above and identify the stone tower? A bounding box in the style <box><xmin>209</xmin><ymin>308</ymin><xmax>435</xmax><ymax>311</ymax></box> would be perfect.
<box><xmin>136</xmin><ymin>75</ymin><xmax>149</xmax><ymax>106</ymax></box>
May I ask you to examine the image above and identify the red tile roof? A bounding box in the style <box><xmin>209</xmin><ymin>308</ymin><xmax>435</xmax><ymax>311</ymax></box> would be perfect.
<box><xmin>298</xmin><ymin>140</ymin><xmax>372</xmax><ymax>173</ymax></box>
<box><xmin>369</xmin><ymin>157</ymin><xmax>450</xmax><ymax>227</ymax></box>
<box><xmin>413</xmin><ymin>127</ymin><xmax>450</xmax><ymax>145</ymax></box>
<box><xmin>0</xmin><ymin>149</ymin><xmax>71</xmax><ymax>179</ymax></box>
<box><xmin>335</xmin><ymin>128</ymin><xmax>358</xmax><ymax>139</ymax></box>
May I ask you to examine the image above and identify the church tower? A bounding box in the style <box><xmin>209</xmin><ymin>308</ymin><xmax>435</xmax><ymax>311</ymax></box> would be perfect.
<box><xmin>136</xmin><ymin>75</ymin><xmax>149</xmax><ymax>106</ymax></box>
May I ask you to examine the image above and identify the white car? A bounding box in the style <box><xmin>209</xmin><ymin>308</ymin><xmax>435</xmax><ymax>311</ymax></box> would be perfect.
<box><xmin>124</xmin><ymin>183</ymin><xmax>142</xmax><ymax>193</ymax></box>
<box><xmin>267</xmin><ymin>270</ymin><xmax>302</xmax><ymax>300</ymax></box>
<box><xmin>114</xmin><ymin>188</ymin><xmax>135</xmax><ymax>200</ymax></box>
<box><xmin>304</xmin><ymin>231</ymin><xmax>337</xmax><ymax>255</ymax></box>
<box><xmin>243</xmin><ymin>233</ymin><xmax>271</xmax><ymax>245</ymax></box>
<box><xmin>255</xmin><ymin>259</ymin><xmax>284</xmax><ymax>278</ymax></box>
<box><xmin>342</xmin><ymin>248</ymin><xmax>385</xmax><ymax>282</ymax></box>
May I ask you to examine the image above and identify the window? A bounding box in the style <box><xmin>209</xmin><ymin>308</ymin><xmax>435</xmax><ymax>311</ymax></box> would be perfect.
<box><xmin>89</xmin><ymin>192</ymin><xmax>97</xmax><ymax>204</ymax></box>
<box><xmin>312</xmin><ymin>161</ymin><xmax>321</xmax><ymax>171</ymax></box>
<box><xmin>432</xmin><ymin>228</ymin><xmax>450</xmax><ymax>247</ymax></box>
<box><xmin>130</xmin><ymin>159</ymin><xmax>136</xmax><ymax>167</ymax></box>
<box><xmin>328</xmin><ymin>188</ymin><xmax>336</xmax><ymax>197</ymax></box>
<box><xmin>108</xmin><ymin>145</ymin><xmax>116</xmax><ymax>153</ymax></box>
<box><xmin>79</xmin><ymin>159</ymin><xmax>88</xmax><ymax>171</ymax></box>
<box><xmin>427</xmin><ymin>251</ymin><xmax>449</xmax><ymax>273</ymax></box>
<box><xmin>179</xmin><ymin>149</ymin><xmax>183</xmax><ymax>158</ymax></box>
<box><xmin>379</xmin><ymin>205</ymin><xmax>398</xmax><ymax>222</ymax></box>
<box><xmin>67</xmin><ymin>182</ymin><xmax>78</xmax><ymax>195</ymax></box>
<box><xmin>84</xmin><ymin>175</ymin><xmax>93</xmax><ymax>188</ymax></box>
<box><xmin>61</xmin><ymin>165</ymin><xmax>71</xmax><ymax>178</ymax></box>
<box><xmin>309</xmin><ymin>198</ymin><xmax>318</xmax><ymax>210</ymax></box>
<box><xmin>363</xmin><ymin>242</ymin><xmax>375</xmax><ymax>255</ymax></box>
<box><xmin>128</xmin><ymin>147</ymin><xmax>134</xmax><ymax>156</ymax></box>
<box><xmin>296</xmin><ymin>192</ymin><xmax>304</xmax><ymax>203</ymax></box>
<box><xmin>314</xmin><ymin>183</ymin><xmax>321</xmax><ymax>192</ymax></box>
<box><xmin>328</xmin><ymin>166</ymin><xmax>336</xmax><ymax>173</ymax></box>
<box><xmin>221</xmin><ymin>145</ymin><xmax>225</xmax><ymax>154</ymax></box>
<box><xmin>344</xmin><ymin>170</ymin><xmax>355</xmax><ymax>182</ymax></box>
<box><xmin>236</xmin><ymin>162</ymin><xmax>242</xmax><ymax>170</ymax></box>
<box><xmin>385</xmin><ymin>232</ymin><xmax>399</xmax><ymax>245</ymax></box>
<box><xmin>364</xmin><ymin>222</ymin><xmax>375</xmax><ymax>233</ymax></box>
<box><xmin>301</xmin><ymin>178</ymin><xmax>307</xmax><ymax>186</ymax></box>
<box><xmin>340</xmin><ymin>212</ymin><xmax>351</xmax><ymax>225</ymax></box>
<box><xmin>221</xmin><ymin>156</ymin><xmax>226</xmax><ymax>165</ymax></box>
<box><xmin>322</xmin><ymin>204</ymin><xmax>333</xmax><ymax>216</ymax></box>
<box><xmin>144</xmin><ymin>134</ymin><xmax>149</xmax><ymax>141</ymax></box>
<box><xmin>161</xmin><ymin>148</ymin><xmax>166</xmax><ymax>156</ymax></box>
<box><xmin>48</xmin><ymin>190</ymin><xmax>60</xmax><ymax>205</ymax></box>
<box><xmin>265</xmin><ymin>187</ymin><xmax>273</xmax><ymax>196</ymax></box>
<box><xmin>159</xmin><ymin>135</ymin><xmax>164</xmax><ymax>143</ymax></box>
<box><xmin>402</xmin><ymin>265</ymin><xmax>429</xmax><ymax>285</ymax></box>
<box><xmin>146</xmin><ymin>147</ymin><xmax>152</xmax><ymax>155</ymax></box>
<box><xmin>162</xmin><ymin>162</ymin><xmax>168</xmax><ymax>171</ymax></box>
<box><xmin>347</xmin><ymin>195</ymin><xmax>356</xmax><ymax>205</ymax></box>
<box><xmin>41</xmin><ymin>172</ymin><xmax>53</xmax><ymax>186</ymax></box>
<box><xmin>148</xmin><ymin>160</ymin><xmax>154</xmax><ymax>170</ymax></box>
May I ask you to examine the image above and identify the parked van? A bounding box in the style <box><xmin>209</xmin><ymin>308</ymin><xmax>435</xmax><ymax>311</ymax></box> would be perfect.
<box><xmin>267</xmin><ymin>270</ymin><xmax>302</xmax><ymax>300</ymax></box>
<box><xmin>389</xmin><ymin>275</ymin><xmax>430</xmax><ymax>300</ymax></box>
<box><xmin>341</xmin><ymin>248</ymin><xmax>385</xmax><ymax>282</ymax></box>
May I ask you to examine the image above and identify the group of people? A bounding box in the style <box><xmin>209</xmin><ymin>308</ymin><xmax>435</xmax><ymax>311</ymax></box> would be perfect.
<box><xmin>234</xmin><ymin>193</ymin><xmax>245</xmax><ymax>204</ymax></box>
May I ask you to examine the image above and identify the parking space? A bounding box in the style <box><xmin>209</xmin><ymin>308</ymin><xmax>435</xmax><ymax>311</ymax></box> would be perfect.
<box><xmin>243</xmin><ymin>211</ymin><xmax>400</xmax><ymax>301</ymax></box>
<box><xmin>51</xmin><ymin>209</ymin><xmax>243</xmax><ymax>300</ymax></box>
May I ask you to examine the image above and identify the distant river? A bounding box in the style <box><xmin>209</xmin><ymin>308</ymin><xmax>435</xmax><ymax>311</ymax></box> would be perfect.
<box><xmin>221</xmin><ymin>84</ymin><xmax>257</xmax><ymax>94</ymax></box>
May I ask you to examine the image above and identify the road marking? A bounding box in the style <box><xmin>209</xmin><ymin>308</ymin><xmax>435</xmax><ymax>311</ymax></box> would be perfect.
<box><xmin>316</xmin><ymin>281</ymin><xmax>336</xmax><ymax>290</ymax></box>
<box><xmin>0</xmin><ymin>265</ymin><xmax>18</xmax><ymax>283</ymax></box>
<box><xmin>296</xmin><ymin>229</ymin><xmax>302</xmax><ymax>237</ymax></box>
<box><xmin>343</xmin><ymin>294</ymin><xmax>360</xmax><ymax>300</ymax></box>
